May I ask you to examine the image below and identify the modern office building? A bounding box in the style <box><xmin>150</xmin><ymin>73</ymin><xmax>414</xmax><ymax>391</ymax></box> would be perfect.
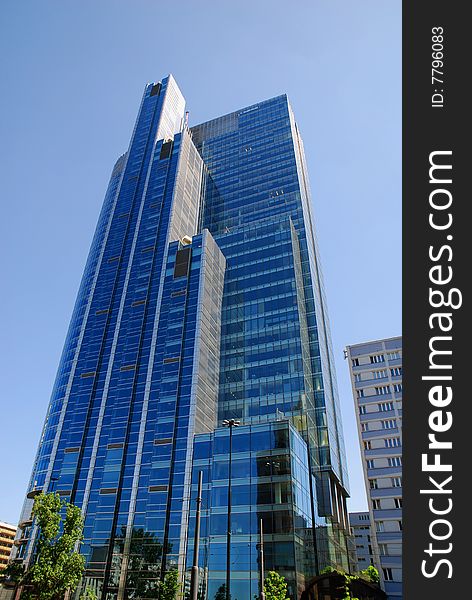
<box><xmin>13</xmin><ymin>75</ymin><xmax>352</xmax><ymax>600</ymax></box>
<box><xmin>349</xmin><ymin>511</ymin><xmax>375</xmax><ymax>572</ymax></box>
<box><xmin>345</xmin><ymin>337</ymin><xmax>402</xmax><ymax>600</ymax></box>
<box><xmin>0</xmin><ymin>522</ymin><xmax>16</xmax><ymax>571</ymax></box>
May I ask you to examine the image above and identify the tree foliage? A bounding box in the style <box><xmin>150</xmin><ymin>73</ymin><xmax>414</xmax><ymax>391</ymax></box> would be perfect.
<box><xmin>160</xmin><ymin>569</ymin><xmax>179</xmax><ymax>600</ymax></box>
<box><xmin>80</xmin><ymin>586</ymin><xmax>98</xmax><ymax>600</ymax></box>
<box><xmin>319</xmin><ymin>566</ymin><xmax>335</xmax><ymax>575</ymax></box>
<box><xmin>0</xmin><ymin>561</ymin><xmax>25</xmax><ymax>585</ymax></box>
<box><xmin>20</xmin><ymin>492</ymin><xmax>85</xmax><ymax>600</ymax></box>
<box><xmin>264</xmin><ymin>571</ymin><xmax>289</xmax><ymax>600</ymax></box>
<box><xmin>318</xmin><ymin>564</ymin><xmax>380</xmax><ymax>599</ymax></box>
<box><xmin>358</xmin><ymin>565</ymin><xmax>380</xmax><ymax>584</ymax></box>
<box><xmin>213</xmin><ymin>583</ymin><xmax>227</xmax><ymax>600</ymax></box>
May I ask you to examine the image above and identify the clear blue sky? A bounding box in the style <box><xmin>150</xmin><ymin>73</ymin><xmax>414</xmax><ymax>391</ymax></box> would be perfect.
<box><xmin>0</xmin><ymin>1</ymin><xmax>401</xmax><ymax>524</ymax></box>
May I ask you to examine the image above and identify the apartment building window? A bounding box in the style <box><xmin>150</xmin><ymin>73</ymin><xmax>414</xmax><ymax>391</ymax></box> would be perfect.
<box><xmin>385</xmin><ymin>437</ymin><xmax>401</xmax><ymax>448</ymax></box>
<box><xmin>370</xmin><ymin>479</ymin><xmax>378</xmax><ymax>489</ymax></box>
<box><xmin>379</xmin><ymin>543</ymin><xmax>389</xmax><ymax>555</ymax></box>
<box><xmin>382</xmin><ymin>419</ymin><xmax>397</xmax><ymax>429</ymax></box>
<box><xmin>367</xmin><ymin>459</ymin><xmax>375</xmax><ymax>469</ymax></box>
<box><xmin>387</xmin><ymin>351</ymin><xmax>401</xmax><ymax>360</ymax></box>
<box><xmin>394</xmin><ymin>497</ymin><xmax>403</xmax><ymax>509</ymax></box>
<box><xmin>352</xmin><ymin>358</ymin><xmax>360</xmax><ymax>367</ymax></box>
<box><xmin>359</xmin><ymin>405</ymin><xmax>367</xmax><ymax>415</ymax></box>
<box><xmin>364</xmin><ymin>440</ymin><xmax>372</xmax><ymax>450</ymax></box>
<box><xmin>388</xmin><ymin>456</ymin><xmax>402</xmax><ymax>467</ymax></box>
<box><xmin>383</xmin><ymin>567</ymin><xmax>393</xmax><ymax>581</ymax></box>
<box><xmin>357</xmin><ymin>389</ymin><xmax>365</xmax><ymax>398</ymax></box>
<box><xmin>378</xmin><ymin>402</ymin><xmax>394</xmax><ymax>412</ymax></box>
<box><xmin>375</xmin><ymin>385</ymin><xmax>390</xmax><ymax>395</ymax></box>
<box><xmin>354</xmin><ymin>373</ymin><xmax>362</xmax><ymax>382</ymax></box>
<box><xmin>361</xmin><ymin>423</ymin><xmax>369</xmax><ymax>432</ymax></box>
<box><xmin>372</xmin><ymin>499</ymin><xmax>380</xmax><ymax>510</ymax></box>
<box><xmin>398</xmin><ymin>520</ymin><xmax>403</xmax><ymax>530</ymax></box>
<box><xmin>393</xmin><ymin>383</ymin><xmax>403</xmax><ymax>393</ymax></box>
<box><xmin>390</xmin><ymin>367</ymin><xmax>402</xmax><ymax>376</ymax></box>
<box><xmin>392</xmin><ymin>477</ymin><xmax>402</xmax><ymax>487</ymax></box>
<box><xmin>373</xmin><ymin>369</ymin><xmax>387</xmax><ymax>379</ymax></box>
<box><xmin>370</xmin><ymin>354</ymin><xmax>385</xmax><ymax>364</ymax></box>
<box><xmin>376</xmin><ymin>521</ymin><xmax>384</xmax><ymax>532</ymax></box>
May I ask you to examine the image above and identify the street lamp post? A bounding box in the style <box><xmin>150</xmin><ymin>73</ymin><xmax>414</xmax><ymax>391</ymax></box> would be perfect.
<box><xmin>259</xmin><ymin>518</ymin><xmax>266</xmax><ymax>600</ymax></box>
<box><xmin>222</xmin><ymin>418</ymin><xmax>240</xmax><ymax>600</ymax></box>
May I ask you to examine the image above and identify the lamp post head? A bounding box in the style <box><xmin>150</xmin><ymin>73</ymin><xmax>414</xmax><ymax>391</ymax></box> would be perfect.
<box><xmin>222</xmin><ymin>419</ymin><xmax>240</xmax><ymax>428</ymax></box>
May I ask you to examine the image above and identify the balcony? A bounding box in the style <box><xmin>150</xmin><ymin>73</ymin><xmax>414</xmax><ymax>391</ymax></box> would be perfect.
<box><xmin>362</xmin><ymin>428</ymin><xmax>399</xmax><ymax>439</ymax></box>
<box><xmin>367</xmin><ymin>466</ymin><xmax>402</xmax><ymax>477</ymax></box>
<box><xmin>358</xmin><ymin>392</ymin><xmax>394</xmax><ymax>405</ymax></box>
<box><xmin>384</xmin><ymin>581</ymin><xmax>403</xmax><ymax>595</ymax></box>
<box><xmin>355</xmin><ymin>375</ymin><xmax>389</xmax><ymax>388</ymax></box>
<box><xmin>364</xmin><ymin>447</ymin><xmax>402</xmax><ymax>457</ymax></box>
<box><xmin>379</xmin><ymin>555</ymin><xmax>402</xmax><ymax>567</ymax></box>
<box><xmin>19</xmin><ymin>519</ymin><xmax>33</xmax><ymax>529</ymax></box>
<box><xmin>14</xmin><ymin>537</ymin><xmax>28</xmax><ymax>546</ymax></box>
<box><xmin>371</xmin><ymin>486</ymin><xmax>403</xmax><ymax>498</ymax></box>
<box><xmin>376</xmin><ymin>531</ymin><xmax>402</xmax><ymax>542</ymax></box>
<box><xmin>360</xmin><ymin>410</ymin><xmax>395</xmax><ymax>422</ymax></box>
<box><xmin>26</xmin><ymin>488</ymin><xmax>43</xmax><ymax>499</ymax></box>
<box><xmin>373</xmin><ymin>508</ymin><xmax>403</xmax><ymax>519</ymax></box>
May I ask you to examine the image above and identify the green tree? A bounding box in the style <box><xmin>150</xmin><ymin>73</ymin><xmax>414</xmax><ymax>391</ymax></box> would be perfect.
<box><xmin>80</xmin><ymin>587</ymin><xmax>98</xmax><ymax>600</ymax></box>
<box><xmin>160</xmin><ymin>569</ymin><xmax>179</xmax><ymax>600</ymax></box>
<box><xmin>264</xmin><ymin>571</ymin><xmax>289</xmax><ymax>600</ymax></box>
<box><xmin>0</xmin><ymin>561</ymin><xmax>25</xmax><ymax>586</ymax></box>
<box><xmin>358</xmin><ymin>565</ymin><xmax>380</xmax><ymax>584</ymax></box>
<box><xmin>319</xmin><ymin>566</ymin><xmax>336</xmax><ymax>575</ymax></box>
<box><xmin>213</xmin><ymin>583</ymin><xmax>226</xmax><ymax>600</ymax></box>
<box><xmin>20</xmin><ymin>492</ymin><xmax>85</xmax><ymax>600</ymax></box>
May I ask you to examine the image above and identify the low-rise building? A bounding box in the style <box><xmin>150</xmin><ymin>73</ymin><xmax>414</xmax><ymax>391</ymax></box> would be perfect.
<box><xmin>350</xmin><ymin>511</ymin><xmax>375</xmax><ymax>571</ymax></box>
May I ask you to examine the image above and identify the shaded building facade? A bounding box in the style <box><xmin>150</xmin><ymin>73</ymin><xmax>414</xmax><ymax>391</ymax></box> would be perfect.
<box><xmin>14</xmin><ymin>75</ymin><xmax>352</xmax><ymax>599</ymax></box>
<box><xmin>349</xmin><ymin>511</ymin><xmax>375</xmax><ymax>572</ymax></box>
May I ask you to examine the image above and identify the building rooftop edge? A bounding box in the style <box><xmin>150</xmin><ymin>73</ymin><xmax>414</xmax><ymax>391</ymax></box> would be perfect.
<box><xmin>191</xmin><ymin>93</ymin><xmax>289</xmax><ymax>130</ymax></box>
<box><xmin>345</xmin><ymin>335</ymin><xmax>402</xmax><ymax>351</ymax></box>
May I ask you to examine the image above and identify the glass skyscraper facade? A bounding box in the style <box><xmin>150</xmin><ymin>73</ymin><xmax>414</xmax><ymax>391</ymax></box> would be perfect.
<box><xmin>13</xmin><ymin>75</ymin><xmax>352</xmax><ymax>599</ymax></box>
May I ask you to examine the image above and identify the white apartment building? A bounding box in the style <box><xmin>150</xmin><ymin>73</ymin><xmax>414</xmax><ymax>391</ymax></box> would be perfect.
<box><xmin>346</xmin><ymin>336</ymin><xmax>402</xmax><ymax>600</ymax></box>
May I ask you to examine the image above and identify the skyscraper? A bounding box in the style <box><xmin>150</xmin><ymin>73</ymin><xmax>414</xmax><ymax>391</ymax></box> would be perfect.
<box><xmin>13</xmin><ymin>75</ymin><xmax>352</xmax><ymax>600</ymax></box>
<box><xmin>345</xmin><ymin>337</ymin><xmax>403</xmax><ymax>600</ymax></box>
